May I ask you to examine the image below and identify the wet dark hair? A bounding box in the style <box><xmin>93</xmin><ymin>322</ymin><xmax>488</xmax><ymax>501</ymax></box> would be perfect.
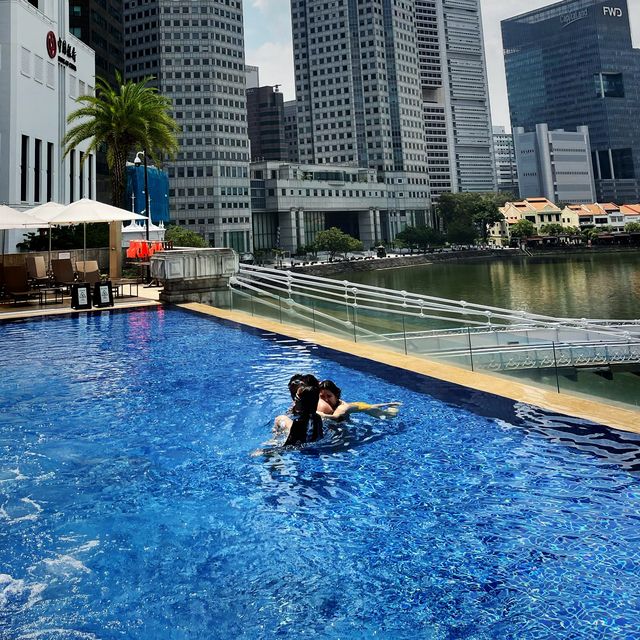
<box><xmin>288</xmin><ymin>373</ymin><xmax>320</xmax><ymax>399</ymax></box>
<box><xmin>285</xmin><ymin>385</ymin><xmax>323</xmax><ymax>446</ymax></box>
<box><xmin>319</xmin><ymin>379</ymin><xmax>341</xmax><ymax>400</ymax></box>
<box><xmin>287</xmin><ymin>374</ymin><xmax>306</xmax><ymax>399</ymax></box>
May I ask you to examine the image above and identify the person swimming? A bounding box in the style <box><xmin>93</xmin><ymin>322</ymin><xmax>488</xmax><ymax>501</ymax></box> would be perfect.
<box><xmin>317</xmin><ymin>379</ymin><xmax>401</xmax><ymax>420</ymax></box>
<box><xmin>273</xmin><ymin>373</ymin><xmax>332</xmax><ymax>433</ymax></box>
<box><xmin>284</xmin><ymin>384</ymin><xmax>323</xmax><ymax>446</ymax></box>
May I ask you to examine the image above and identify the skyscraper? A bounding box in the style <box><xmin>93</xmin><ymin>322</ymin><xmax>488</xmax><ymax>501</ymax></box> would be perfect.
<box><xmin>69</xmin><ymin>0</ymin><xmax>124</xmax><ymax>204</ymax></box>
<box><xmin>123</xmin><ymin>0</ymin><xmax>252</xmax><ymax>252</ymax></box>
<box><xmin>502</xmin><ymin>0</ymin><xmax>640</xmax><ymax>203</ymax></box>
<box><xmin>416</xmin><ymin>0</ymin><xmax>496</xmax><ymax>199</ymax></box>
<box><xmin>492</xmin><ymin>126</ymin><xmax>518</xmax><ymax>195</ymax></box>
<box><xmin>246</xmin><ymin>86</ymin><xmax>287</xmax><ymax>162</ymax></box>
<box><xmin>291</xmin><ymin>0</ymin><xmax>433</xmax><ymax>234</ymax></box>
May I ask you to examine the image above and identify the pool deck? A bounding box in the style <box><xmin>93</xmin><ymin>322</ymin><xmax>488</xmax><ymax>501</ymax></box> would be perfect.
<box><xmin>179</xmin><ymin>302</ymin><xmax>640</xmax><ymax>436</ymax></box>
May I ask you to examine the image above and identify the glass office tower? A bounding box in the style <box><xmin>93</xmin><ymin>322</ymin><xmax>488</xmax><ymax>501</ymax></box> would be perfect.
<box><xmin>502</xmin><ymin>0</ymin><xmax>640</xmax><ymax>203</ymax></box>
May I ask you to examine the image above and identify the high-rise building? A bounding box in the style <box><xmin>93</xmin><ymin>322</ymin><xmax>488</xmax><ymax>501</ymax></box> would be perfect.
<box><xmin>283</xmin><ymin>100</ymin><xmax>299</xmax><ymax>163</ymax></box>
<box><xmin>290</xmin><ymin>0</ymin><xmax>433</xmax><ymax>238</ymax></box>
<box><xmin>514</xmin><ymin>123</ymin><xmax>596</xmax><ymax>204</ymax></box>
<box><xmin>123</xmin><ymin>0</ymin><xmax>252</xmax><ymax>252</ymax></box>
<box><xmin>416</xmin><ymin>0</ymin><xmax>496</xmax><ymax>199</ymax></box>
<box><xmin>69</xmin><ymin>0</ymin><xmax>123</xmax><ymax>87</ymax></box>
<box><xmin>246</xmin><ymin>86</ymin><xmax>287</xmax><ymax>162</ymax></box>
<box><xmin>69</xmin><ymin>0</ymin><xmax>124</xmax><ymax>204</ymax></box>
<box><xmin>492</xmin><ymin>126</ymin><xmax>518</xmax><ymax>195</ymax></box>
<box><xmin>502</xmin><ymin>0</ymin><xmax>640</xmax><ymax>203</ymax></box>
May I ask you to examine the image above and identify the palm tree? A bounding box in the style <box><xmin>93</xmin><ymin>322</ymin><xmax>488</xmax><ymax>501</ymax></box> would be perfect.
<box><xmin>62</xmin><ymin>73</ymin><xmax>179</xmax><ymax>208</ymax></box>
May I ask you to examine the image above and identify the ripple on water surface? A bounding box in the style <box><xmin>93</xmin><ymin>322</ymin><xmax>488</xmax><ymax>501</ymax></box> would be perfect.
<box><xmin>1</xmin><ymin>309</ymin><xmax>640</xmax><ymax>639</ymax></box>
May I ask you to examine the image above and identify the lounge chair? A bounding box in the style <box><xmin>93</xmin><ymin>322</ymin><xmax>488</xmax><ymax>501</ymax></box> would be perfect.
<box><xmin>26</xmin><ymin>256</ymin><xmax>51</xmax><ymax>287</ymax></box>
<box><xmin>76</xmin><ymin>260</ymin><xmax>104</xmax><ymax>285</ymax></box>
<box><xmin>51</xmin><ymin>258</ymin><xmax>76</xmax><ymax>288</ymax></box>
<box><xmin>3</xmin><ymin>265</ymin><xmax>39</xmax><ymax>304</ymax></box>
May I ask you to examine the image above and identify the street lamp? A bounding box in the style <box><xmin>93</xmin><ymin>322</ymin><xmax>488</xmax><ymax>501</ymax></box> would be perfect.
<box><xmin>134</xmin><ymin>150</ymin><xmax>150</xmax><ymax>242</ymax></box>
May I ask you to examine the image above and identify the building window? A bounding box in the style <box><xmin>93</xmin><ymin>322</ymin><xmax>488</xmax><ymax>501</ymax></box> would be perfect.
<box><xmin>69</xmin><ymin>150</ymin><xmax>75</xmax><ymax>201</ymax></box>
<box><xmin>46</xmin><ymin>142</ymin><xmax>54</xmax><ymax>202</ymax></box>
<box><xmin>20</xmin><ymin>136</ymin><xmax>29</xmax><ymax>202</ymax></box>
<box><xmin>34</xmin><ymin>139</ymin><xmax>42</xmax><ymax>203</ymax></box>
<box><xmin>594</xmin><ymin>72</ymin><xmax>624</xmax><ymax>98</ymax></box>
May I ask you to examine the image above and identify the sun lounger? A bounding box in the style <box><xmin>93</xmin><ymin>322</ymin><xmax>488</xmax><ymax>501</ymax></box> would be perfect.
<box><xmin>26</xmin><ymin>256</ymin><xmax>51</xmax><ymax>287</ymax></box>
<box><xmin>3</xmin><ymin>265</ymin><xmax>39</xmax><ymax>304</ymax></box>
<box><xmin>76</xmin><ymin>261</ymin><xmax>104</xmax><ymax>285</ymax></box>
<box><xmin>51</xmin><ymin>258</ymin><xmax>76</xmax><ymax>288</ymax></box>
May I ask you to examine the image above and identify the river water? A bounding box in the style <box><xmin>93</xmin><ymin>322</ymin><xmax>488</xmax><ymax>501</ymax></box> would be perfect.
<box><xmin>341</xmin><ymin>252</ymin><xmax>640</xmax><ymax>320</ymax></box>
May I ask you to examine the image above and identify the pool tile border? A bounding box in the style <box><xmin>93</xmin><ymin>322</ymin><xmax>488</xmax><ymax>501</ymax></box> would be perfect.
<box><xmin>179</xmin><ymin>302</ymin><xmax>640</xmax><ymax>436</ymax></box>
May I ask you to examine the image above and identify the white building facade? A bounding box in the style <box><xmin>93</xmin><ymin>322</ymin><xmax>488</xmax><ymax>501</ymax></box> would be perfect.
<box><xmin>0</xmin><ymin>0</ymin><xmax>96</xmax><ymax>250</ymax></box>
<box><xmin>514</xmin><ymin>123</ymin><xmax>596</xmax><ymax>204</ymax></box>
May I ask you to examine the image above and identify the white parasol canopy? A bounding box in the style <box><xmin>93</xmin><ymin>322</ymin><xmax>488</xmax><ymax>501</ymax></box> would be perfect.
<box><xmin>0</xmin><ymin>204</ymin><xmax>46</xmax><ymax>230</ymax></box>
<box><xmin>47</xmin><ymin>198</ymin><xmax>148</xmax><ymax>225</ymax></box>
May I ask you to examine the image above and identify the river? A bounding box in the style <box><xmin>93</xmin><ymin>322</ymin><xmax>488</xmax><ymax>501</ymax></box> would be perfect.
<box><xmin>340</xmin><ymin>252</ymin><xmax>640</xmax><ymax>320</ymax></box>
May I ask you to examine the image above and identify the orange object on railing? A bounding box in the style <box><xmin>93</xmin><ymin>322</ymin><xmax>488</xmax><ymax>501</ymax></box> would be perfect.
<box><xmin>126</xmin><ymin>242</ymin><xmax>137</xmax><ymax>259</ymax></box>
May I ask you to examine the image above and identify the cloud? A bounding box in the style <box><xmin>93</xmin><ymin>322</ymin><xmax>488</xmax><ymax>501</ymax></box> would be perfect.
<box><xmin>245</xmin><ymin>41</ymin><xmax>296</xmax><ymax>101</ymax></box>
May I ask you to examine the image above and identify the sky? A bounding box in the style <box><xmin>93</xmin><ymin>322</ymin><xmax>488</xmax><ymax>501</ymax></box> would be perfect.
<box><xmin>244</xmin><ymin>0</ymin><xmax>640</xmax><ymax>130</ymax></box>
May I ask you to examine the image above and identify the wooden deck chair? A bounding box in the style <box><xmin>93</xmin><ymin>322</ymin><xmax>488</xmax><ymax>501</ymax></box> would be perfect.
<box><xmin>4</xmin><ymin>265</ymin><xmax>38</xmax><ymax>304</ymax></box>
<box><xmin>26</xmin><ymin>256</ymin><xmax>51</xmax><ymax>287</ymax></box>
<box><xmin>51</xmin><ymin>258</ymin><xmax>76</xmax><ymax>287</ymax></box>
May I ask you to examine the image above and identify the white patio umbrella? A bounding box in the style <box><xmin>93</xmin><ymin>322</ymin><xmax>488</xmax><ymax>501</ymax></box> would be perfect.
<box><xmin>0</xmin><ymin>204</ymin><xmax>48</xmax><ymax>264</ymax></box>
<box><xmin>46</xmin><ymin>198</ymin><xmax>147</xmax><ymax>279</ymax></box>
<box><xmin>24</xmin><ymin>201</ymin><xmax>67</xmax><ymax>268</ymax></box>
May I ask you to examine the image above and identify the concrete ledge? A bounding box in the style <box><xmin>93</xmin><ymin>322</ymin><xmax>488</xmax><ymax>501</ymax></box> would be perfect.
<box><xmin>179</xmin><ymin>302</ymin><xmax>640</xmax><ymax>435</ymax></box>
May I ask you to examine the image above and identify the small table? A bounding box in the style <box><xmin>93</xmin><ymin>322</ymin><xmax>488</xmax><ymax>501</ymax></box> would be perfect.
<box><xmin>38</xmin><ymin>287</ymin><xmax>65</xmax><ymax>305</ymax></box>
<box><xmin>114</xmin><ymin>279</ymin><xmax>139</xmax><ymax>298</ymax></box>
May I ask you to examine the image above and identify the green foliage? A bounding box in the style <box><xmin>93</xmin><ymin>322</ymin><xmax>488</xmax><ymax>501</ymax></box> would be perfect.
<box><xmin>314</xmin><ymin>227</ymin><xmax>363</xmax><ymax>259</ymax></box>
<box><xmin>396</xmin><ymin>225</ymin><xmax>445</xmax><ymax>251</ymax></box>
<box><xmin>62</xmin><ymin>73</ymin><xmax>179</xmax><ymax>208</ymax></box>
<box><xmin>509</xmin><ymin>219</ymin><xmax>536</xmax><ymax>239</ymax></box>
<box><xmin>16</xmin><ymin>224</ymin><xmax>109</xmax><ymax>251</ymax></box>
<box><xmin>539</xmin><ymin>223</ymin><xmax>566</xmax><ymax>236</ymax></box>
<box><xmin>165</xmin><ymin>225</ymin><xmax>207</xmax><ymax>248</ymax></box>
<box><xmin>437</xmin><ymin>192</ymin><xmax>506</xmax><ymax>243</ymax></box>
<box><xmin>625</xmin><ymin>222</ymin><xmax>640</xmax><ymax>233</ymax></box>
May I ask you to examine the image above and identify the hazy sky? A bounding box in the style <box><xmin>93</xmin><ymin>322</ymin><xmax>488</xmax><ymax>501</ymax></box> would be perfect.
<box><xmin>244</xmin><ymin>0</ymin><xmax>640</xmax><ymax>130</ymax></box>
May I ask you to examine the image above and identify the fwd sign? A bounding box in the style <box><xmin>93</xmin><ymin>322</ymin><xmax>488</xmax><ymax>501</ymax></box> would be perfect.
<box><xmin>603</xmin><ymin>6</ymin><xmax>623</xmax><ymax>17</ymax></box>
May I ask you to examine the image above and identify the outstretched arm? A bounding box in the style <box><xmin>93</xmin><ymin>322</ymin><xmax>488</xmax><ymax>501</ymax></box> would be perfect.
<box><xmin>347</xmin><ymin>401</ymin><xmax>402</xmax><ymax>418</ymax></box>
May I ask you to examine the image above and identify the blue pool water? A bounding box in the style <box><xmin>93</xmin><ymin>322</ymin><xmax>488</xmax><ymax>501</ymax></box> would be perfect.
<box><xmin>2</xmin><ymin>308</ymin><xmax>640</xmax><ymax>639</ymax></box>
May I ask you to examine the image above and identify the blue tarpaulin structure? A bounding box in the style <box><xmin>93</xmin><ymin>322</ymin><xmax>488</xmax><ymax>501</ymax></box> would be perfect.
<box><xmin>125</xmin><ymin>164</ymin><xmax>170</xmax><ymax>225</ymax></box>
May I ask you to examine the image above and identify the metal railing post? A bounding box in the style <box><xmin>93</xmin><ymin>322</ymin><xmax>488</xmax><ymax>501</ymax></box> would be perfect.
<box><xmin>552</xmin><ymin>341</ymin><xmax>560</xmax><ymax>393</ymax></box>
<box><xmin>467</xmin><ymin>327</ymin><xmax>474</xmax><ymax>372</ymax></box>
<box><xmin>402</xmin><ymin>316</ymin><xmax>408</xmax><ymax>355</ymax></box>
<box><xmin>250</xmin><ymin>294</ymin><xmax>255</xmax><ymax>316</ymax></box>
<box><xmin>353</xmin><ymin>307</ymin><xmax>358</xmax><ymax>342</ymax></box>
<box><xmin>278</xmin><ymin>295</ymin><xmax>282</xmax><ymax>323</ymax></box>
<box><xmin>312</xmin><ymin>299</ymin><xmax>316</xmax><ymax>332</ymax></box>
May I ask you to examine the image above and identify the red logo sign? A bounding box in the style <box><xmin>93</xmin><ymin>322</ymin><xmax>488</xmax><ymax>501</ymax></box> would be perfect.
<box><xmin>46</xmin><ymin>31</ymin><xmax>57</xmax><ymax>59</ymax></box>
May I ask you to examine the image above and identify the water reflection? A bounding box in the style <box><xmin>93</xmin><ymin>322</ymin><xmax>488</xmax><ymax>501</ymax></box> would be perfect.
<box><xmin>344</xmin><ymin>253</ymin><xmax>640</xmax><ymax>319</ymax></box>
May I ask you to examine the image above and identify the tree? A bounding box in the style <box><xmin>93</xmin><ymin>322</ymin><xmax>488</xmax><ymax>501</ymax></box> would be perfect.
<box><xmin>625</xmin><ymin>222</ymin><xmax>640</xmax><ymax>233</ymax></box>
<box><xmin>539</xmin><ymin>223</ymin><xmax>565</xmax><ymax>236</ymax></box>
<box><xmin>165</xmin><ymin>225</ymin><xmax>207</xmax><ymax>248</ymax></box>
<box><xmin>62</xmin><ymin>73</ymin><xmax>179</xmax><ymax>208</ymax></box>
<box><xmin>437</xmin><ymin>192</ymin><xmax>507</xmax><ymax>244</ymax></box>
<box><xmin>314</xmin><ymin>227</ymin><xmax>363</xmax><ymax>260</ymax></box>
<box><xmin>396</xmin><ymin>225</ymin><xmax>444</xmax><ymax>252</ymax></box>
<box><xmin>509</xmin><ymin>219</ymin><xmax>536</xmax><ymax>239</ymax></box>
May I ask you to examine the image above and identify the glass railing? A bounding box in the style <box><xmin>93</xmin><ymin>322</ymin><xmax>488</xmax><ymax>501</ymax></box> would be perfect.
<box><xmin>219</xmin><ymin>265</ymin><xmax>640</xmax><ymax>411</ymax></box>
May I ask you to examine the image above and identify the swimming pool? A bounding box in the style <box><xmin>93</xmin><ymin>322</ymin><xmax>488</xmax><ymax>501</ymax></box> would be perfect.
<box><xmin>2</xmin><ymin>308</ymin><xmax>640</xmax><ymax>639</ymax></box>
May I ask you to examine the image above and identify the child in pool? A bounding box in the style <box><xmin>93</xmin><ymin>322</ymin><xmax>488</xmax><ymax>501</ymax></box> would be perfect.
<box><xmin>284</xmin><ymin>384</ymin><xmax>324</xmax><ymax>446</ymax></box>
<box><xmin>273</xmin><ymin>373</ymin><xmax>332</xmax><ymax>433</ymax></box>
<box><xmin>317</xmin><ymin>379</ymin><xmax>401</xmax><ymax>420</ymax></box>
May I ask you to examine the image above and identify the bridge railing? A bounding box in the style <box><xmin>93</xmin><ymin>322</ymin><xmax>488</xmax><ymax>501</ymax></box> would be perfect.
<box><xmin>226</xmin><ymin>264</ymin><xmax>640</xmax><ymax>408</ymax></box>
